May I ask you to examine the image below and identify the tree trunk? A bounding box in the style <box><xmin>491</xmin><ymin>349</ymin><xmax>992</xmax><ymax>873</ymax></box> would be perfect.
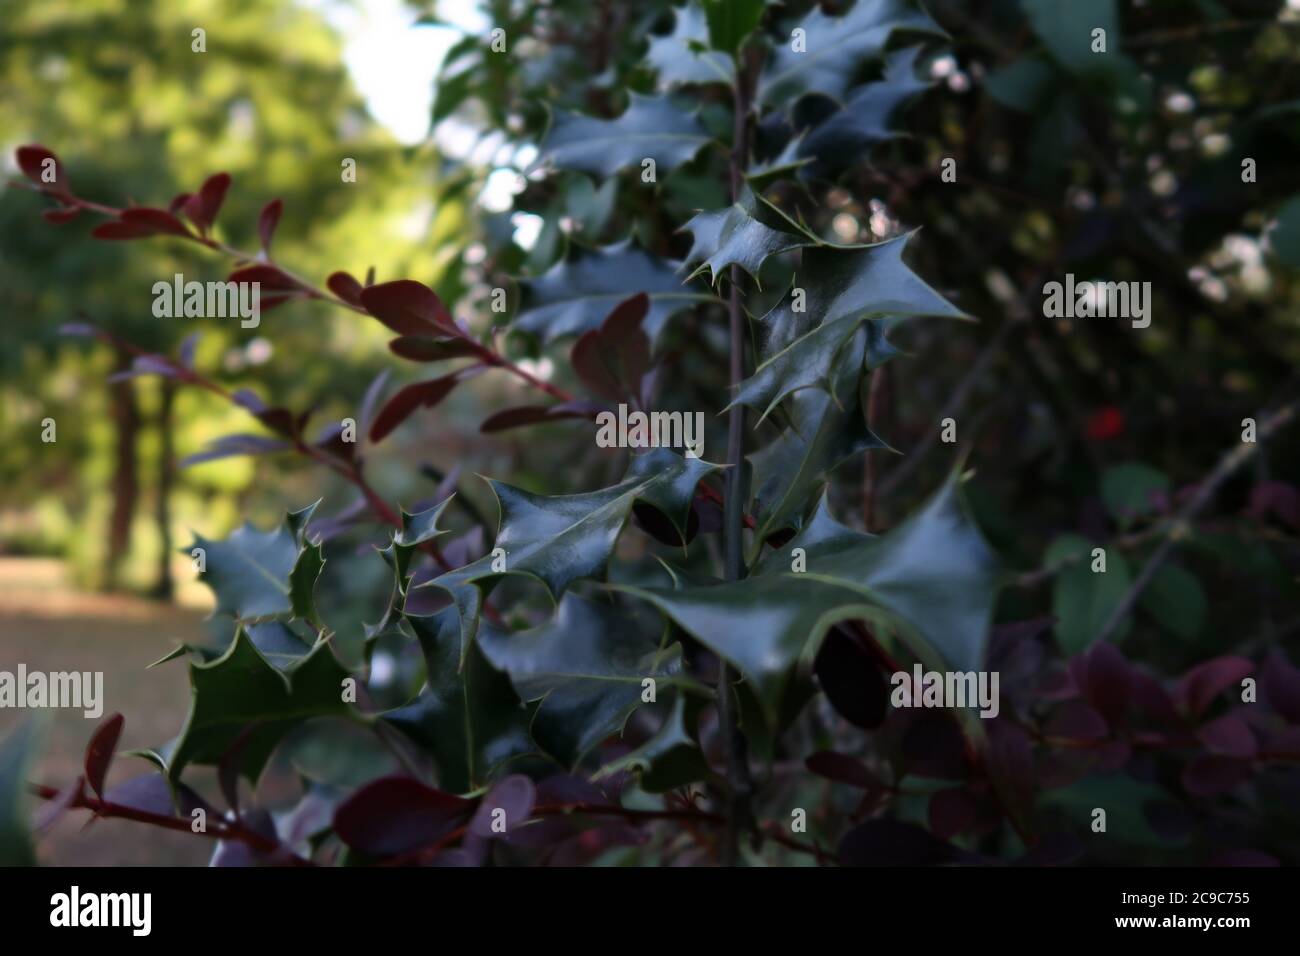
<box><xmin>105</xmin><ymin>348</ymin><xmax>140</xmax><ymax>591</ymax></box>
<box><xmin>150</xmin><ymin>377</ymin><xmax>176</xmax><ymax>600</ymax></box>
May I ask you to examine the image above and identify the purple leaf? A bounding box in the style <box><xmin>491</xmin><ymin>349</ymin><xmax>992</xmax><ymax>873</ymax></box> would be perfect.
<box><xmin>928</xmin><ymin>787</ymin><xmax>977</xmax><ymax>839</ymax></box>
<box><xmin>1044</xmin><ymin>700</ymin><xmax>1109</xmax><ymax>741</ymax></box>
<box><xmin>1196</xmin><ymin>714</ymin><xmax>1256</xmax><ymax>759</ymax></box>
<box><xmin>1181</xmin><ymin>755</ymin><xmax>1251</xmax><ymax>797</ymax></box>
<box><xmin>258</xmin><ymin>198</ymin><xmax>282</xmax><ymax>253</ymax></box>
<box><xmin>369</xmin><ymin>369</ymin><xmax>480</xmax><ymax>442</ymax></box>
<box><xmin>805</xmin><ymin>751</ymin><xmax>881</xmax><ymax>791</ymax></box>
<box><xmin>1175</xmin><ymin>656</ymin><xmax>1253</xmax><ymax>717</ymax></box>
<box><xmin>469</xmin><ymin>774</ymin><xmax>536</xmax><ymax>838</ymax></box>
<box><xmin>83</xmin><ymin>713</ymin><xmax>124</xmax><ymax>800</ymax></box>
<box><xmin>359</xmin><ymin>280</ymin><xmax>456</xmax><ymax>337</ymax></box>
<box><xmin>333</xmin><ymin>776</ymin><xmax>473</xmax><ymax>857</ymax></box>
<box><xmin>1260</xmin><ymin>651</ymin><xmax>1300</xmax><ymax>724</ymax></box>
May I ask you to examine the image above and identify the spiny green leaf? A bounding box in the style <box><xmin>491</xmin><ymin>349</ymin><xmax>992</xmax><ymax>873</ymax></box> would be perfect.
<box><xmin>478</xmin><ymin>593</ymin><xmax>685</xmax><ymax>768</ymax></box>
<box><xmin>758</xmin><ymin>0</ymin><xmax>944</xmax><ymax>109</ymax></box>
<box><xmin>166</xmin><ymin>627</ymin><xmax>356</xmax><ymax>782</ymax></box>
<box><xmin>535</xmin><ymin>93</ymin><xmax>712</xmax><ymax>180</ymax></box>
<box><xmin>514</xmin><ymin>239</ymin><xmax>713</xmax><ymax>343</ymax></box>
<box><xmin>383</xmin><ymin>607</ymin><xmax>537</xmax><ymax>792</ymax></box>
<box><xmin>732</xmin><ymin>233</ymin><xmax>968</xmax><ymax>423</ymax></box>
<box><xmin>646</xmin><ymin>3</ymin><xmax>735</xmax><ymax>89</ymax></box>
<box><xmin>187</xmin><ymin>500</ymin><xmax>324</xmax><ymax>625</ymax></box>
<box><xmin>749</xmin><ymin>383</ymin><xmax>887</xmax><ymax>551</ymax></box>
<box><xmin>595</xmin><ymin>694</ymin><xmax>709</xmax><ymax>793</ymax></box>
<box><xmin>619</xmin><ymin>476</ymin><xmax>1001</xmax><ymax>722</ymax></box>
<box><xmin>417</xmin><ymin>449</ymin><xmax>722</xmax><ymax>663</ymax></box>
<box><xmin>796</xmin><ymin>46</ymin><xmax>933</xmax><ymax>172</ymax></box>
<box><xmin>681</xmin><ymin>185</ymin><xmax>822</xmax><ymax>284</ymax></box>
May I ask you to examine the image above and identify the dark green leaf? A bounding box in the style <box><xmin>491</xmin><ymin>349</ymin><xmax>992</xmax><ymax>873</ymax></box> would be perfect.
<box><xmin>384</xmin><ymin>607</ymin><xmax>537</xmax><ymax>792</ymax></box>
<box><xmin>796</xmin><ymin>46</ymin><xmax>932</xmax><ymax>171</ymax></box>
<box><xmin>647</xmin><ymin>3</ymin><xmax>735</xmax><ymax>88</ymax></box>
<box><xmin>1100</xmin><ymin>462</ymin><xmax>1169</xmax><ymax>526</ymax></box>
<box><xmin>187</xmin><ymin>501</ymin><xmax>324</xmax><ymax>624</ymax></box>
<box><xmin>1138</xmin><ymin>564</ymin><xmax>1207</xmax><ymax>641</ymax></box>
<box><xmin>514</xmin><ymin>239</ymin><xmax>713</xmax><ymax>343</ymax></box>
<box><xmin>166</xmin><ymin>627</ymin><xmax>356</xmax><ymax>782</ymax></box>
<box><xmin>596</xmin><ymin>694</ymin><xmax>709</xmax><ymax>792</ymax></box>
<box><xmin>417</xmin><ymin>449</ymin><xmax>722</xmax><ymax>662</ymax></box>
<box><xmin>758</xmin><ymin>0</ymin><xmax>944</xmax><ymax>109</ymax></box>
<box><xmin>682</xmin><ymin>185</ymin><xmax>822</xmax><ymax>284</ymax></box>
<box><xmin>479</xmin><ymin>593</ymin><xmax>685</xmax><ymax>767</ymax></box>
<box><xmin>536</xmin><ymin>93</ymin><xmax>711</xmax><ymax>180</ymax></box>
<box><xmin>1047</xmin><ymin>534</ymin><xmax>1132</xmax><ymax>653</ymax></box>
<box><xmin>702</xmin><ymin>0</ymin><xmax>766</xmax><ymax>56</ymax></box>
<box><xmin>620</xmin><ymin>476</ymin><xmax>1001</xmax><ymax>721</ymax></box>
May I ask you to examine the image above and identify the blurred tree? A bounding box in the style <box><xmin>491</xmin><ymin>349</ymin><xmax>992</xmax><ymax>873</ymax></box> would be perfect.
<box><xmin>0</xmin><ymin>0</ymin><xmax>446</xmax><ymax>593</ymax></box>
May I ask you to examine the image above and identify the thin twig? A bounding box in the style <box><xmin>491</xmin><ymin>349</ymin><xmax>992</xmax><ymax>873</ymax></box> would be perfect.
<box><xmin>1093</xmin><ymin>400</ymin><xmax>1297</xmax><ymax>643</ymax></box>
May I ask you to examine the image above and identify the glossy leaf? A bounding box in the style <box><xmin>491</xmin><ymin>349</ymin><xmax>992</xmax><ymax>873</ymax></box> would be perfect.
<box><xmin>682</xmin><ymin>186</ymin><xmax>821</xmax><ymax>284</ymax></box>
<box><xmin>187</xmin><ymin>501</ymin><xmax>324</xmax><ymax>624</ymax></box>
<box><xmin>595</xmin><ymin>694</ymin><xmax>709</xmax><ymax>793</ymax></box>
<box><xmin>478</xmin><ymin>593</ymin><xmax>684</xmax><ymax>767</ymax></box>
<box><xmin>417</xmin><ymin>448</ymin><xmax>721</xmax><ymax>662</ymax></box>
<box><xmin>536</xmin><ymin>93</ymin><xmax>711</xmax><ymax>180</ymax></box>
<box><xmin>383</xmin><ymin>606</ymin><xmax>537</xmax><ymax>792</ymax></box>
<box><xmin>165</xmin><ymin>627</ymin><xmax>355</xmax><ymax>782</ymax></box>
<box><xmin>758</xmin><ymin>0</ymin><xmax>944</xmax><ymax>109</ymax></box>
<box><xmin>795</xmin><ymin>46</ymin><xmax>932</xmax><ymax>172</ymax></box>
<box><xmin>646</xmin><ymin>3</ymin><xmax>735</xmax><ymax>88</ymax></box>
<box><xmin>514</xmin><ymin>239</ymin><xmax>712</xmax><ymax>343</ymax></box>
<box><xmin>620</xmin><ymin>476</ymin><xmax>1001</xmax><ymax>721</ymax></box>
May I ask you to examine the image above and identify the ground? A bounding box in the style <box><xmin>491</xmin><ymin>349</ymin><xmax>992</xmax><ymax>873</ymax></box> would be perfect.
<box><xmin>0</xmin><ymin>558</ymin><xmax>211</xmax><ymax>865</ymax></box>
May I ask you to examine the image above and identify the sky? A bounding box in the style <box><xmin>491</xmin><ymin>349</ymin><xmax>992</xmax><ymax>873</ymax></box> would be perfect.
<box><xmin>307</xmin><ymin>0</ymin><xmax>488</xmax><ymax>146</ymax></box>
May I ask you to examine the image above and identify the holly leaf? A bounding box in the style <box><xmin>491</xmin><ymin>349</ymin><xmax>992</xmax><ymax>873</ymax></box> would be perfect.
<box><xmin>187</xmin><ymin>501</ymin><xmax>325</xmax><ymax>625</ymax></box>
<box><xmin>514</xmin><ymin>239</ymin><xmax>713</xmax><ymax>343</ymax></box>
<box><xmin>478</xmin><ymin>593</ymin><xmax>685</xmax><ymax>768</ymax></box>
<box><xmin>382</xmin><ymin>607</ymin><xmax>537</xmax><ymax>793</ymax></box>
<box><xmin>166</xmin><ymin>627</ymin><xmax>355</xmax><ymax>783</ymax></box>
<box><xmin>796</xmin><ymin>46</ymin><xmax>933</xmax><ymax>173</ymax></box>
<box><xmin>416</xmin><ymin>450</ymin><xmax>720</xmax><ymax>665</ymax></box>
<box><xmin>682</xmin><ymin>185</ymin><xmax>822</xmax><ymax>284</ymax></box>
<box><xmin>647</xmin><ymin>3</ymin><xmax>735</xmax><ymax>88</ymax></box>
<box><xmin>595</xmin><ymin>694</ymin><xmax>710</xmax><ymax>793</ymax></box>
<box><xmin>749</xmin><ymin>384</ymin><xmax>887</xmax><ymax>550</ymax></box>
<box><xmin>732</xmin><ymin>234</ymin><xmax>969</xmax><ymax>424</ymax></box>
<box><xmin>535</xmin><ymin>93</ymin><xmax>712</xmax><ymax>180</ymax></box>
<box><xmin>618</xmin><ymin>476</ymin><xmax>1001</xmax><ymax>723</ymax></box>
<box><xmin>758</xmin><ymin>0</ymin><xmax>945</xmax><ymax>109</ymax></box>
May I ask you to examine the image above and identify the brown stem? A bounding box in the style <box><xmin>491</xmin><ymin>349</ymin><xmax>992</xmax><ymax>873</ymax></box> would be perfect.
<box><xmin>30</xmin><ymin>782</ymin><xmax>309</xmax><ymax>864</ymax></box>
